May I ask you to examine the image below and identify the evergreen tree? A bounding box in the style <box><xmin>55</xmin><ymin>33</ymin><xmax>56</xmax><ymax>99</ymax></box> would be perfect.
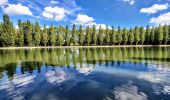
<box><xmin>86</xmin><ymin>25</ymin><xmax>91</xmax><ymax>45</ymax></box>
<box><xmin>24</xmin><ymin>20</ymin><xmax>32</xmax><ymax>46</ymax></box>
<box><xmin>57</xmin><ymin>26</ymin><xmax>64</xmax><ymax>46</ymax></box>
<box><xmin>65</xmin><ymin>25</ymin><xmax>70</xmax><ymax>46</ymax></box>
<box><xmin>157</xmin><ymin>25</ymin><xmax>163</xmax><ymax>45</ymax></box>
<box><xmin>145</xmin><ymin>25</ymin><xmax>151</xmax><ymax>44</ymax></box>
<box><xmin>110</xmin><ymin>26</ymin><xmax>116</xmax><ymax>45</ymax></box>
<box><xmin>71</xmin><ymin>24</ymin><xmax>77</xmax><ymax>45</ymax></box>
<box><xmin>98</xmin><ymin>26</ymin><xmax>104</xmax><ymax>45</ymax></box>
<box><xmin>128</xmin><ymin>28</ymin><xmax>134</xmax><ymax>45</ymax></box>
<box><xmin>34</xmin><ymin>21</ymin><xmax>41</xmax><ymax>46</ymax></box>
<box><xmin>150</xmin><ymin>27</ymin><xmax>155</xmax><ymax>44</ymax></box>
<box><xmin>17</xmin><ymin>19</ymin><xmax>24</xmax><ymax>46</ymax></box>
<box><xmin>122</xmin><ymin>27</ymin><xmax>128</xmax><ymax>45</ymax></box>
<box><xmin>42</xmin><ymin>24</ymin><xmax>48</xmax><ymax>46</ymax></box>
<box><xmin>117</xmin><ymin>26</ymin><xmax>122</xmax><ymax>45</ymax></box>
<box><xmin>134</xmin><ymin>26</ymin><xmax>140</xmax><ymax>45</ymax></box>
<box><xmin>49</xmin><ymin>24</ymin><xmax>56</xmax><ymax>46</ymax></box>
<box><xmin>163</xmin><ymin>25</ymin><xmax>169</xmax><ymax>44</ymax></box>
<box><xmin>92</xmin><ymin>25</ymin><xmax>97</xmax><ymax>45</ymax></box>
<box><xmin>79</xmin><ymin>25</ymin><xmax>84</xmax><ymax>46</ymax></box>
<box><xmin>105</xmin><ymin>25</ymin><xmax>110</xmax><ymax>45</ymax></box>
<box><xmin>140</xmin><ymin>27</ymin><xmax>145</xmax><ymax>45</ymax></box>
<box><xmin>1</xmin><ymin>14</ymin><xmax>15</xmax><ymax>46</ymax></box>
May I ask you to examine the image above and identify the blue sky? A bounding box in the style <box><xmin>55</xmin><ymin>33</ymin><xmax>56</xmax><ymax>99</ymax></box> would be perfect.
<box><xmin>0</xmin><ymin>0</ymin><xmax>170</xmax><ymax>28</ymax></box>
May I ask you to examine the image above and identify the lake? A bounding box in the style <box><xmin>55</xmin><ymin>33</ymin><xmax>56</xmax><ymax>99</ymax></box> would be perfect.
<box><xmin>0</xmin><ymin>47</ymin><xmax>170</xmax><ymax>100</ymax></box>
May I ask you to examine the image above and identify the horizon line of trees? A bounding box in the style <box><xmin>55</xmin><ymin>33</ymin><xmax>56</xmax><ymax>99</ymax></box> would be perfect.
<box><xmin>0</xmin><ymin>14</ymin><xmax>170</xmax><ymax>47</ymax></box>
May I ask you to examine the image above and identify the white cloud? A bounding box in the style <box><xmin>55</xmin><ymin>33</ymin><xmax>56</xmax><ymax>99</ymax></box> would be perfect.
<box><xmin>42</xmin><ymin>6</ymin><xmax>70</xmax><ymax>21</ymax></box>
<box><xmin>50</xmin><ymin>0</ymin><xmax>59</xmax><ymax>4</ymax></box>
<box><xmin>73</xmin><ymin>14</ymin><xmax>94</xmax><ymax>25</ymax></box>
<box><xmin>3</xmin><ymin>4</ymin><xmax>33</xmax><ymax>16</ymax></box>
<box><xmin>120</xmin><ymin>0</ymin><xmax>136</xmax><ymax>5</ymax></box>
<box><xmin>140</xmin><ymin>3</ymin><xmax>168</xmax><ymax>14</ymax></box>
<box><xmin>0</xmin><ymin>0</ymin><xmax>8</xmax><ymax>6</ymax></box>
<box><xmin>150</xmin><ymin>12</ymin><xmax>170</xmax><ymax>25</ymax></box>
<box><xmin>73</xmin><ymin>14</ymin><xmax>112</xmax><ymax>29</ymax></box>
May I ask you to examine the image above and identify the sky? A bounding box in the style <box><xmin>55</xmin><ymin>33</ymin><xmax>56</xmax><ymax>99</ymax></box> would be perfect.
<box><xmin>0</xmin><ymin>0</ymin><xmax>170</xmax><ymax>28</ymax></box>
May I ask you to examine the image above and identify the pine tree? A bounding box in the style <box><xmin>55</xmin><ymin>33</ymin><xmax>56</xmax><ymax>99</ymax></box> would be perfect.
<box><xmin>163</xmin><ymin>25</ymin><xmax>169</xmax><ymax>44</ymax></box>
<box><xmin>105</xmin><ymin>25</ymin><xmax>110</xmax><ymax>45</ymax></box>
<box><xmin>140</xmin><ymin>27</ymin><xmax>145</xmax><ymax>45</ymax></box>
<box><xmin>145</xmin><ymin>25</ymin><xmax>151</xmax><ymax>44</ymax></box>
<box><xmin>57</xmin><ymin>26</ymin><xmax>64</xmax><ymax>46</ymax></box>
<box><xmin>150</xmin><ymin>27</ymin><xmax>155</xmax><ymax>44</ymax></box>
<box><xmin>122</xmin><ymin>27</ymin><xmax>128</xmax><ymax>45</ymax></box>
<box><xmin>157</xmin><ymin>25</ymin><xmax>163</xmax><ymax>45</ymax></box>
<box><xmin>134</xmin><ymin>26</ymin><xmax>140</xmax><ymax>45</ymax></box>
<box><xmin>117</xmin><ymin>26</ymin><xmax>122</xmax><ymax>45</ymax></box>
<box><xmin>34</xmin><ymin>21</ymin><xmax>41</xmax><ymax>46</ymax></box>
<box><xmin>128</xmin><ymin>28</ymin><xmax>134</xmax><ymax>45</ymax></box>
<box><xmin>92</xmin><ymin>25</ymin><xmax>97</xmax><ymax>45</ymax></box>
<box><xmin>98</xmin><ymin>26</ymin><xmax>104</xmax><ymax>45</ymax></box>
<box><xmin>65</xmin><ymin>25</ymin><xmax>70</xmax><ymax>46</ymax></box>
<box><xmin>17</xmin><ymin>19</ymin><xmax>24</xmax><ymax>46</ymax></box>
<box><xmin>23</xmin><ymin>20</ymin><xmax>33</xmax><ymax>46</ymax></box>
<box><xmin>49</xmin><ymin>24</ymin><xmax>56</xmax><ymax>46</ymax></box>
<box><xmin>79</xmin><ymin>25</ymin><xmax>84</xmax><ymax>46</ymax></box>
<box><xmin>86</xmin><ymin>25</ymin><xmax>91</xmax><ymax>45</ymax></box>
<box><xmin>71</xmin><ymin>24</ymin><xmax>77</xmax><ymax>45</ymax></box>
<box><xmin>1</xmin><ymin>14</ymin><xmax>15</xmax><ymax>46</ymax></box>
<box><xmin>42</xmin><ymin>24</ymin><xmax>48</xmax><ymax>46</ymax></box>
<box><xmin>110</xmin><ymin>26</ymin><xmax>116</xmax><ymax>45</ymax></box>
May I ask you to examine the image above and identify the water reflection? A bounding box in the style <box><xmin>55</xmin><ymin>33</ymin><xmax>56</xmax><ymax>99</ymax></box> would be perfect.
<box><xmin>0</xmin><ymin>47</ymin><xmax>170</xmax><ymax>100</ymax></box>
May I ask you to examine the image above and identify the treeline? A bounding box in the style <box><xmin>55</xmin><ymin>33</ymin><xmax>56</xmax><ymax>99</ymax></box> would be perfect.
<box><xmin>0</xmin><ymin>14</ymin><xmax>170</xmax><ymax>47</ymax></box>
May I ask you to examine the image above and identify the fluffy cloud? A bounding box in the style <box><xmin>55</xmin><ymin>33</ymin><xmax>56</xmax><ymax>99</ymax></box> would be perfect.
<box><xmin>0</xmin><ymin>0</ymin><xmax>8</xmax><ymax>6</ymax></box>
<box><xmin>120</xmin><ymin>0</ymin><xmax>136</xmax><ymax>5</ymax></box>
<box><xmin>140</xmin><ymin>3</ymin><xmax>168</xmax><ymax>14</ymax></box>
<box><xmin>42</xmin><ymin>6</ymin><xmax>70</xmax><ymax>21</ymax></box>
<box><xmin>73</xmin><ymin>14</ymin><xmax>95</xmax><ymax>25</ymax></box>
<box><xmin>150</xmin><ymin>12</ymin><xmax>170</xmax><ymax>25</ymax></box>
<box><xmin>3</xmin><ymin>4</ymin><xmax>33</xmax><ymax>16</ymax></box>
<box><xmin>73</xmin><ymin>14</ymin><xmax>111</xmax><ymax>29</ymax></box>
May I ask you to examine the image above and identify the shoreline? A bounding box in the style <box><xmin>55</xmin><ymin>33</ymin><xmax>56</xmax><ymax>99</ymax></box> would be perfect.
<box><xmin>0</xmin><ymin>45</ymin><xmax>170</xmax><ymax>50</ymax></box>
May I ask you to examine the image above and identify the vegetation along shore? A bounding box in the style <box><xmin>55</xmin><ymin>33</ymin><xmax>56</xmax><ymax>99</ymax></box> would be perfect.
<box><xmin>0</xmin><ymin>14</ymin><xmax>170</xmax><ymax>47</ymax></box>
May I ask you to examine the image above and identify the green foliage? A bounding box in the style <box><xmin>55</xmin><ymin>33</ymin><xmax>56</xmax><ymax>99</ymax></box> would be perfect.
<box><xmin>122</xmin><ymin>27</ymin><xmax>128</xmax><ymax>45</ymax></box>
<box><xmin>17</xmin><ymin>19</ymin><xmax>24</xmax><ymax>46</ymax></box>
<box><xmin>1</xmin><ymin>14</ymin><xmax>15</xmax><ymax>47</ymax></box>
<box><xmin>105</xmin><ymin>25</ymin><xmax>110</xmax><ymax>45</ymax></box>
<box><xmin>117</xmin><ymin>26</ymin><xmax>122</xmax><ymax>45</ymax></box>
<box><xmin>79</xmin><ymin>25</ymin><xmax>84</xmax><ymax>46</ymax></box>
<box><xmin>134</xmin><ymin>26</ymin><xmax>140</xmax><ymax>45</ymax></box>
<box><xmin>145</xmin><ymin>25</ymin><xmax>151</xmax><ymax>44</ymax></box>
<box><xmin>140</xmin><ymin>27</ymin><xmax>145</xmax><ymax>45</ymax></box>
<box><xmin>42</xmin><ymin>24</ymin><xmax>48</xmax><ymax>46</ymax></box>
<box><xmin>157</xmin><ymin>25</ymin><xmax>163</xmax><ymax>45</ymax></box>
<box><xmin>86</xmin><ymin>26</ymin><xmax>91</xmax><ymax>45</ymax></box>
<box><xmin>92</xmin><ymin>25</ymin><xmax>97</xmax><ymax>45</ymax></box>
<box><xmin>23</xmin><ymin>20</ymin><xmax>33</xmax><ymax>46</ymax></box>
<box><xmin>34</xmin><ymin>21</ymin><xmax>41</xmax><ymax>46</ymax></box>
<box><xmin>57</xmin><ymin>26</ymin><xmax>64</xmax><ymax>46</ymax></box>
<box><xmin>150</xmin><ymin>27</ymin><xmax>155</xmax><ymax>44</ymax></box>
<box><xmin>128</xmin><ymin>28</ymin><xmax>134</xmax><ymax>45</ymax></box>
<box><xmin>49</xmin><ymin>25</ymin><xmax>56</xmax><ymax>46</ymax></box>
<box><xmin>110</xmin><ymin>26</ymin><xmax>116</xmax><ymax>45</ymax></box>
<box><xmin>163</xmin><ymin>25</ymin><xmax>169</xmax><ymax>44</ymax></box>
<box><xmin>71</xmin><ymin>24</ymin><xmax>77</xmax><ymax>45</ymax></box>
<box><xmin>65</xmin><ymin>25</ymin><xmax>70</xmax><ymax>46</ymax></box>
<box><xmin>98</xmin><ymin>26</ymin><xmax>104</xmax><ymax>45</ymax></box>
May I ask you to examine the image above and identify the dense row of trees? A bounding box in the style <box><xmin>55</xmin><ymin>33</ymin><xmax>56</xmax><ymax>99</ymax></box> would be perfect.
<box><xmin>0</xmin><ymin>14</ymin><xmax>170</xmax><ymax>47</ymax></box>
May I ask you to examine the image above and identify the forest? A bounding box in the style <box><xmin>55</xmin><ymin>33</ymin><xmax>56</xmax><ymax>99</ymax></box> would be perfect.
<box><xmin>0</xmin><ymin>14</ymin><xmax>170</xmax><ymax>47</ymax></box>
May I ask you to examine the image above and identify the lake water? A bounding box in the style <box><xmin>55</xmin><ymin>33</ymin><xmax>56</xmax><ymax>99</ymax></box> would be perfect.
<box><xmin>0</xmin><ymin>47</ymin><xmax>170</xmax><ymax>100</ymax></box>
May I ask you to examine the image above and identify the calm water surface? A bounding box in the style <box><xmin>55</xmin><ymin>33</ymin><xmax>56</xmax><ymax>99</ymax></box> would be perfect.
<box><xmin>0</xmin><ymin>47</ymin><xmax>170</xmax><ymax>100</ymax></box>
